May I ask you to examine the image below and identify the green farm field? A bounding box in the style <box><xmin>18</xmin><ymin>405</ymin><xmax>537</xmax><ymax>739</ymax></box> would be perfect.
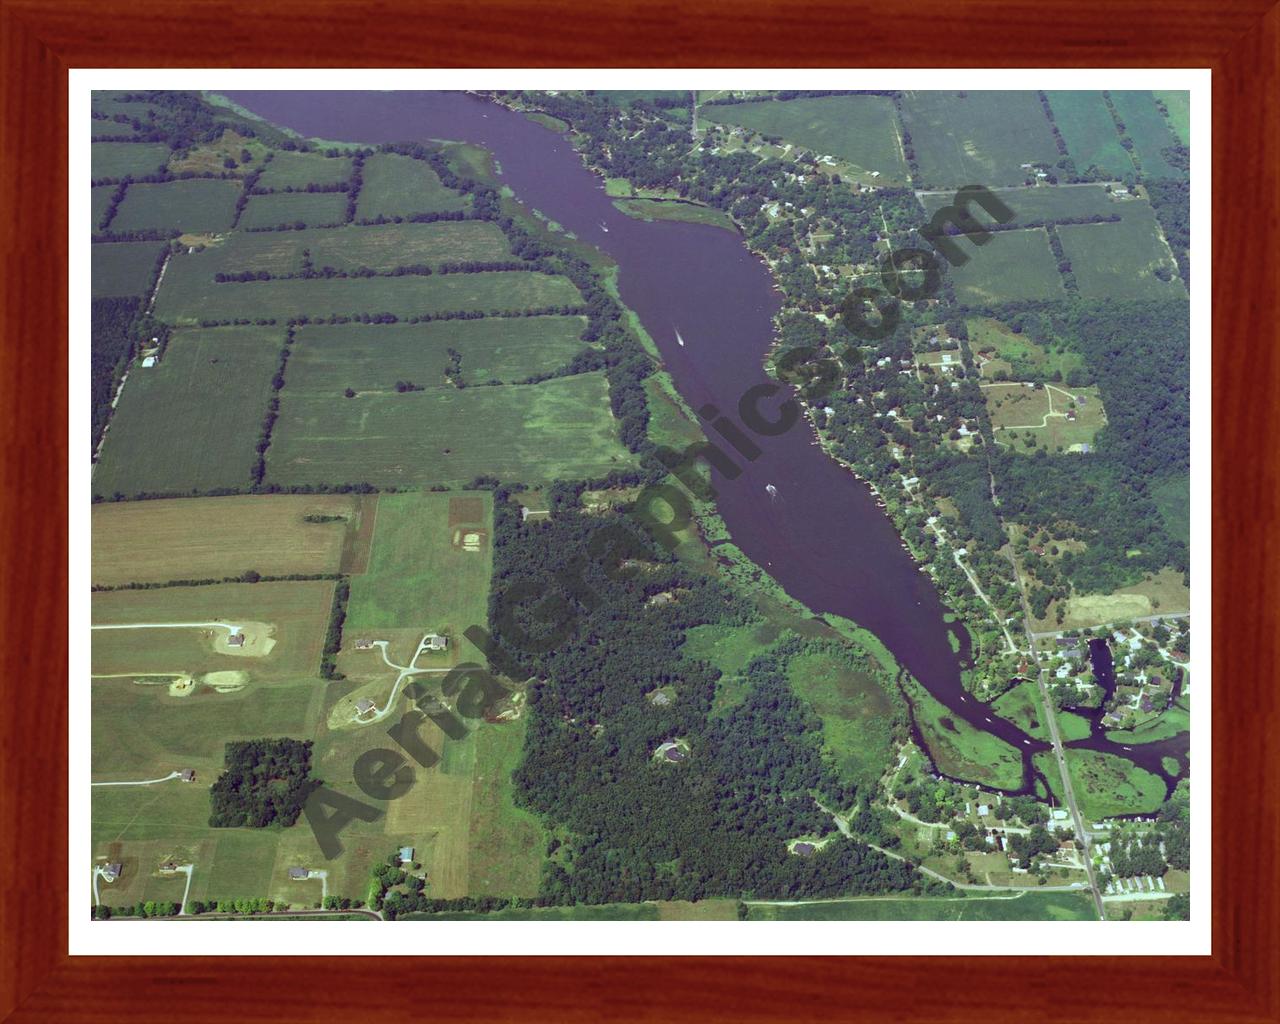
<box><xmin>237</xmin><ymin>191</ymin><xmax>348</xmax><ymax>230</ymax></box>
<box><xmin>1155</xmin><ymin>91</ymin><xmax>1191</xmax><ymax>145</ymax></box>
<box><xmin>702</xmin><ymin>95</ymin><xmax>907</xmax><ymax>180</ymax></box>
<box><xmin>92</xmin><ymin>241</ymin><xmax>164</xmax><ymax>298</ymax></box>
<box><xmin>91</xmin><ymin>142</ymin><xmax>171</xmax><ymax>181</ymax></box>
<box><xmin>288</xmin><ymin>316</ymin><xmax>590</xmax><ymax>392</ymax></box>
<box><xmin>1057</xmin><ymin>205</ymin><xmax>1187</xmax><ymax>301</ymax></box>
<box><xmin>91</xmin><ymin>326</ymin><xmax>280</xmax><ymax>497</ymax></box>
<box><xmin>1035</xmin><ymin>749</ymin><xmax>1166</xmax><ymax>821</ymax></box>
<box><xmin>945</xmin><ymin>227</ymin><xmax>1065</xmax><ymax>305</ymax></box>
<box><xmin>90</xmin><ymin>493</ymin><xmax>374</xmax><ymax>585</ymax></box>
<box><xmin>900</xmin><ymin>91</ymin><xmax>1060</xmax><ymax>187</ymax></box>
<box><xmin>355</xmin><ymin>152</ymin><xmax>471</xmax><ymax>220</ymax></box>
<box><xmin>747</xmin><ymin>890</ymin><xmax>1096</xmax><ymax>921</ymax></box>
<box><xmin>1109</xmin><ymin>91</ymin><xmax>1187</xmax><ymax>179</ymax></box>
<box><xmin>921</xmin><ymin>182</ymin><xmax>1124</xmax><ymax>227</ymax></box>
<box><xmin>266</xmin><ymin>371</ymin><xmax>633</xmax><ymax>490</ymax></box>
<box><xmin>91</xmin><ymin>579</ymin><xmax>337</xmax><ymax>683</ymax></box>
<box><xmin>786</xmin><ymin>649</ymin><xmax>898</xmax><ymax>793</ymax></box>
<box><xmin>153</xmin><ymin>269</ymin><xmax>579</xmax><ymax>323</ymax></box>
<box><xmin>158</xmin><ymin>221</ymin><xmax>514</xmax><ymax>283</ymax></box>
<box><xmin>1045</xmin><ymin>92</ymin><xmax>1135</xmax><ymax>179</ymax></box>
<box><xmin>111</xmin><ymin>179</ymin><xmax>242</xmax><ymax>234</ymax></box>
<box><xmin>256</xmin><ymin>151</ymin><xmax>353</xmax><ymax>189</ymax></box>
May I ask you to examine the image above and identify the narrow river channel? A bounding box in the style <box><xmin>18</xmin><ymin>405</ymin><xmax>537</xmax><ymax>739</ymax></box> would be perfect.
<box><xmin>224</xmin><ymin>91</ymin><xmax>1185</xmax><ymax>797</ymax></box>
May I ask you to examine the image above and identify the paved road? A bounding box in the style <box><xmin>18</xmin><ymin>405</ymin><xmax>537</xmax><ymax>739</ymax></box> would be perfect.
<box><xmin>156</xmin><ymin>908</ymin><xmax>383</xmax><ymax>922</ymax></box>
<box><xmin>1030</xmin><ymin>612</ymin><xmax>1190</xmax><ymax>640</ymax></box>
<box><xmin>91</xmin><ymin>771</ymin><xmax>182</xmax><ymax>787</ymax></box>
<box><xmin>91</xmin><ymin>621</ymin><xmax>240</xmax><ymax>632</ymax></box>
<box><xmin>971</xmin><ymin>428</ymin><xmax>1106</xmax><ymax>921</ymax></box>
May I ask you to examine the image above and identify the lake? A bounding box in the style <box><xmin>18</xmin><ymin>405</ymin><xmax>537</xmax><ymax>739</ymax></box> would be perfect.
<box><xmin>223</xmin><ymin>90</ymin><xmax>1183</xmax><ymax>793</ymax></box>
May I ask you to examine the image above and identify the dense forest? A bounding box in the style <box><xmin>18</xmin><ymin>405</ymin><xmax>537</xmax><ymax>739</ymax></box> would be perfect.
<box><xmin>990</xmin><ymin>299</ymin><xmax>1190</xmax><ymax>593</ymax></box>
<box><xmin>90</xmin><ymin>297</ymin><xmax>141</xmax><ymax>452</ymax></box>
<box><xmin>208</xmin><ymin>739</ymin><xmax>321</xmax><ymax>828</ymax></box>
<box><xmin>481</xmin><ymin>489</ymin><xmax>931</xmax><ymax>903</ymax></box>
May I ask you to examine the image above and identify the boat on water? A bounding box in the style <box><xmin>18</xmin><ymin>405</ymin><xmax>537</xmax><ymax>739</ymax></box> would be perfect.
<box><xmin>674</xmin><ymin>327</ymin><xmax>685</xmax><ymax>347</ymax></box>
<box><xmin>600</xmin><ymin>222</ymin><xmax>609</xmax><ymax>232</ymax></box>
<box><xmin>765</xmin><ymin>484</ymin><xmax>778</xmax><ymax>498</ymax></box>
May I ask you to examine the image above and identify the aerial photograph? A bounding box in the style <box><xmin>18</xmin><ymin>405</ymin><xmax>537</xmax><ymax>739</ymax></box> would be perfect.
<box><xmin>87</xmin><ymin>87</ymin><xmax>1192</xmax><ymax>925</ymax></box>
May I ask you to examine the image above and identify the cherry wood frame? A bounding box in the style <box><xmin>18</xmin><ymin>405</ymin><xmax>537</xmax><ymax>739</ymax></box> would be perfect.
<box><xmin>3</xmin><ymin>1</ymin><xmax>1276</xmax><ymax>1020</ymax></box>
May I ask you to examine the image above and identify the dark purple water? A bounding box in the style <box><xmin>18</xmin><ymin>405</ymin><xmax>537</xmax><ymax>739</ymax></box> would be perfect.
<box><xmin>224</xmin><ymin>91</ymin><xmax>1184</xmax><ymax>794</ymax></box>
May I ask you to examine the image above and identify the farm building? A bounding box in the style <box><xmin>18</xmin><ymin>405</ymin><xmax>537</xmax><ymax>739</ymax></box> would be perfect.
<box><xmin>159</xmin><ymin>862</ymin><xmax>179</xmax><ymax>874</ymax></box>
<box><xmin>141</xmin><ymin>356</ymin><xmax>156</xmax><ymax>368</ymax></box>
<box><xmin>399</xmin><ymin>846</ymin><xmax>415</xmax><ymax>864</ymax></box>
<box><xmin>180</xmin><ymin>769</ymin><xmax>196</xmax><ymax>782</ymax></box>
<box><xmin>288</xmin><ymin>867</ymin><xmax>311</xmax><ymax>880</ymax></box>
<box><xmin>424</xmin><ymin>633</ymin><xmax>448</xmax><ymax>651</ymax></box>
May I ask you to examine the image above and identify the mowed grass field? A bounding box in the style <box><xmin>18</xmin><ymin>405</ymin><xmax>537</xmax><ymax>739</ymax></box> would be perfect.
<box><xmin>256</xmin><ymin>151</ymin><xmax>353</xmax><ymax>189</ymax></box>
<box><xmin>786</xmin><ymin>650</ymin><xmax>898</xmax><ymax>793</ymax></box>
<box><xmin>1045</xmin><ymin>92</ymin><xmax>1135</xmax><ymax>178</ymax></box>
<box><xmin>92</xmin><ymin>241</ymin><xmax>164</xmax><ymax>298</ymax></box>
<box><xmin>355</xmin><ymin>152</ymin><xmax>471</xmax><ymax>220</ymax></box>
<box><xmin>90</xmin><ymin>665</ymin><xmax>337</xmax><ymax>911</ymax></box>
<box><xmin>747</xmin><ymin>890</ymin><xmax>1096</xmax><ymax>920</ymax></box>
<box><xmin>702</xmin><ymin>95</ymin><xmax>907</xmax><ymax>180</ymax></box>
<box><xmin>91</xmin><ymin>580</ymin><xmax>337</xmax><ymax>682</ymax></box>
<box><xmin>309</xmin><ymin>709</ymin><xmax>544</xmax><ymax>901</ymax></box>
<box><xmin>91</xmin><ymin>142</ymin><xmax>171</xmax><ymax>181</ymax></box>
<box><xmin>345</xmin><ymin>491</ymin><xmax>492</xmax><ymax>652</ymax></box>
<box><xmin>1109</xmin><ymin>91</ymin><xmax>1187</xmax><ymax>180</ymax></box>
<box><xmin>153</xmin><ymin>269</ymin><xmax>579</xmax><ymax>324</ymax></box>
<box><xmin>1057</xmin><ymin>205</ymin><xmax>1187</xmax><ymax>301</ymax></box>
<box><xmin>267</xmin><ymin>370</ymin><xmax>633</xmax><ymax>489</ymax></box>
<box><xmin>1035</xmin><ymin>749</ymin><xmax>1166</xmax><ymax>821</ymax></box>
<box><xmin>92</xmin><ymin>326</ymin><xmax>280</xmax><ymax>497</ymax></box>
<box><xmin>944</xmin><ymin>227</ymin><xmax>1065</xmax><ymax>304</ymax></box>
<box><xmin>111</xmin><ymin>179</ymin><xmax>242</xmax><ymax>234</ymax></box>
<box><xmin>983</xmin><ymin>382</ymin><xmax>1106</xmax><ymax>454</ymax></box>
<box><xmin>90</xmin><ymin>493</ymin><xmax>373</xmax><ymax>585</ymax></box>
<box><xmin>237</xmin><ymin>191</ymin><xmax>348</xmax><ymax>229</ymax></box>
<box><xmin>92</xmin><ymin>676</ymin><xmax>324</xmax><ymax>781</ymax></box>
<box><xmin>288</xmin><ymin>316</ymin><xmax>590</xmax><ymax>392</ymax></box>
<box><xmin>900</xmin><ymin>91</ymin><xmax>1060</xmax><ymax>187</ymax></box>
<box><xmin>1040</xmin><ymin>567</ymin><xmax>1190</xmax><ymax>632</ymax></box>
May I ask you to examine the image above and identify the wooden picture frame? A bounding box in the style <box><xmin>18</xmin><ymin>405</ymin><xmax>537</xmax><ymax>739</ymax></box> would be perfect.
<box><xmin>3</xmin><ymin>1</ymin><xmax>1275</xmax><ymax>1019</ymax></box>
